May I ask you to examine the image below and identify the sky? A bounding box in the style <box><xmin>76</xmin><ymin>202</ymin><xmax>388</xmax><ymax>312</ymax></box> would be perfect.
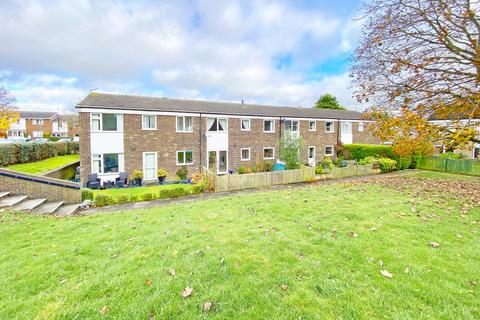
<box><xmin>0</xmin><ymin>0</ymin><xmax>367</xmax><ymax>113</ymax></box>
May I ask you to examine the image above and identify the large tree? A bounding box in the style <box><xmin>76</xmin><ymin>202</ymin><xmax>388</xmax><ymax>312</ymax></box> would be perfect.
<box><xmin>314</xmin><ymin>94</ymin><xmax>346</xmax><ymax>110</ymax></box>
<box><xmin>351</xmin><ymin>0</ymin><xmax>480</xmax><ymax>149</ymax></box>
<box><xmin>0</xmin><ymin>86</ymin><xmax>19</xmax><ymax>138</ymax></box>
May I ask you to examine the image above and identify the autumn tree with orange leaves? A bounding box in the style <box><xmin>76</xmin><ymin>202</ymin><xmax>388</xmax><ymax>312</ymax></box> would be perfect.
<box><xmin>0</xmin><ymin>86</ymin><xmax>19</xmax><ymax>138</ymax></box>
<box><xmin>351</xmin><ymin>0</ymin><xmax>480</xmax><ymax>154</ymax></box>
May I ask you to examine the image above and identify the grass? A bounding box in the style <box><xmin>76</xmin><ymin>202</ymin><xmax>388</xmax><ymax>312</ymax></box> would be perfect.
<box><xmin>5</xmin><ymin>154</ymin><xmax>80</xmax><ymax>175</ymax></box>
<box><xmin>0</xmin><ymin>171</ymin><xmax>479</xmax><ymax>319</ymax></box>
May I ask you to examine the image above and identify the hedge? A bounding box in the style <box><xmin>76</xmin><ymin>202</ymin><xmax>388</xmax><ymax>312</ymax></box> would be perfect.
<box><xmin>343</xmin><ymin>144</ymin><xmax>395</xmax><ymax>160</ymax></box>
<box><xmin>0</xmin><ymin>141</ymin><xmax>79</xmax><ymax>166</ymax></box>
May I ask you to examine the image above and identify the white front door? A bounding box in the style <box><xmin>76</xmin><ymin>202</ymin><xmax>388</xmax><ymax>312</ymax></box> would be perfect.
<box><xmin>308</xmin><ymin>146</ymin><xmax>316</xmax><ymax>167</ymax></box>
<box><xmin>143</xmin><ymin>152</ymin><xmax>157</xmax><ymax>181</ymax></box>
<box><xmin>341</xmin><ymin>121</ymin><xmax>353</xmax><ymax>144</ymax></box>
<box><xmin>207</xmin><ymin>150</ymin><xmax>228</xmax><ymax>174</ymax></box>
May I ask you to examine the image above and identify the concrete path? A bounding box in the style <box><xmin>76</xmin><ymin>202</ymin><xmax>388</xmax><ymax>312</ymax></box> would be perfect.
<box><xmin>81</xmin><ymin>170</ymin><xmax>417</xmax><ymax>215</ymax></box>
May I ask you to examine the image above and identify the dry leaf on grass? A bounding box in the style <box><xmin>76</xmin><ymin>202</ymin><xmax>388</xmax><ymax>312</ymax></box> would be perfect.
<box><xmin>145</xmin><ymin>279</ymin><xmax>153</xmax><ymax>287</ymax></box>
<box><xmin>203</xmin><ymin>301</ymin><xmax>212</xmax><ymax>312</ymax></box>
<box><xmin>181</xmin><ymin>287</ymin><xmax>193</xmax><ymax>298</ymax></box>
<box><xmin>380</xmin><ymin>270</ymin><xmax>393</xmax><ymax>278</ymax></box>
<box><xmin>280</xmin><ymin>284</ymin><xmax>288</xmax><ymax>291</ymax></box>
<box><xmin>100</xmin><ymin>305</ymin><xmax>109</xmax><ymax>315</ymax></box>
<box><xmin>430</xmin><ymin>241</ymin><xmax>440</xmax><ymax>248</ymax></box>
<box><xmin>168</xmin><ymin>268</ymin><xmax>176</xmax><ymax>276</ymax></box>
<box><xmin>348</xmin><ymin>231</ymin><xmax>358</xmax><ymax>238</ymax></box>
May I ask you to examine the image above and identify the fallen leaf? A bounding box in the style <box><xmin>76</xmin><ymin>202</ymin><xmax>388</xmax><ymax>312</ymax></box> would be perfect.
<box><xmin>348</xmin><ymin>231</ymin><xmax>358</xmax><ymax>238</ymax></box>
<box><xmin>181</xmin><ymin>287</ymin><xmax>193</xmax><ymax>298</ymax></box>
<box><xmin>203</xmin><ymin>301</ymin><xmax>212</xmax><ymax>312</ymax></box>
<box><xmin>220</xmin><ymin>258</ymin><xmax>225</xmax><ymax>264</ymax></box>
<box><xmin>430</xmin><ymin>241</ymin><xmax>440</xmax><ymax>248</ymax></box>
<box><xmin>380</xmin><ymin>270</ymin><xmax>393</xmax><ymax>278</ymax></box>
<box><xmin>111</xmin><ymin>253</ymin><xmax>119</xmax><ymax>259</ymax></box>
<box><xmin>148</xmin><ymin>312</ymin><xmax>155</xmax><ymax>320</ymax></box>
<box><xmin>168</xmin><ymin>268</ymin><xmax>176</xmax><ymax>276</ymax></box>
<box><xmin>280</xmin><ymin>284</ymin><xmax>288</xmax><ymax>291</ymax></box>
<box><xmin>145</xmin><ymin>279</ymin><xmax>153</xmax><ymax>287</ymax></box>
<box><xmin>370</xmin><ymin>227</ymin><xmax>378</xmax><ymax>232</ymax></box>
<box><xmin>100</xmin><ymin>305</ymin><xmax>109</xmax><ymax>315</ymax></box>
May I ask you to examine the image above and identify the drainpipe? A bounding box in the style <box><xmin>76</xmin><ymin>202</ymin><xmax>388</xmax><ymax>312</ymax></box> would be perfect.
<box><xmin>199</xmin><ymin>113</ymin><xmax>203</xmax><ymax>173</ymax></box>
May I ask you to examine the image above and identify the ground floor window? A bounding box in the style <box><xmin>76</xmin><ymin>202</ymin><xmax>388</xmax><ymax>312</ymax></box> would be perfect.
<box><xmin>177</xmin><ymin>150</ymin><xmax>193</xmax><ymax>165</ymax></box>
<box><xmin>241</xmin><ymin>148</ymin><xmax>250</xmax><ymax>161</ymax></box>
<box><xmin>92</xmin><ymin>153</ymin><xmax>122</xmax><ymax>174</ymax></box>
<box><xmin>263</xmin><ymin>147</ymin><xmax>274</xmax><ymax>159</ymax></box>
<box><xmin>32</xmin><ymin>131</ymin><xmax>43</xmax><ymax>138</ymax></box>
<box><xmin>325</xmin><ymin>145</ymin><xmax>334</xmax><ymax>156</ymax></box>
<box><xmin>8</xmin><ymin>130</ymin><xmax>24</xmax><ymax>137</ymax></box>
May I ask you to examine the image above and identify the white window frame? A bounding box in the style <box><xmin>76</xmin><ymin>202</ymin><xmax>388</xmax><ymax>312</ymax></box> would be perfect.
<box><xmin>143</xmin><ymin>152</ymin><xmax>158</xmax><ymax>180</ymax></box>
<box><xmin>263</xmin><ymin>120</ymin><xmax>275</xmax><ymax>133</ymax></box>
<box><xmin>263</xmin><ymin>147</ymin><xmax>275</xmax><ymax>160</ymax></box>
<box><xmin>176</xmin><ymin>116</ymin><xmax>193</xmax><ymax>132</ymax></box>
<box><xmin>241</xmin><ymin>119</ymin><xmax>251</xmax><ymax>131</ymax></box>
<box><xmin>325</xmin><ymin>121</ymin><xmax>335</xmax><ymax>133</ymax></box>
<box><xmin>284</xmin><ymin>120</ymin><xmax>299</xmax><ymax>132</ymax></box>
<box><xmin>32</xmin><ymin>131</ymin><xmax>43</xmax><ymax>138</ymax></box>
<box><xmin>176</xmin><ymin>150</ymin><xmax>194</xmax><ymax>165</ymax></box>
<box><xmin>92</xmin><ymin>154</ymin><xmax>102</xmax><ymax>174</ymax></box>
<box><xmin>240</xmin><ymin>148</ymin><xmax>251</xmax><ymax>161</ymax></box>
<box><xmin>207</xmin><ymin>117</ymin><xmax>228</xmax><ymax>132</ymax></box>
<box><xmin>142</xmin><ymin>115</ymin><xmax>157</xmax><ymax>130</ymax></box>
<box><xmin>91</xmin><ymin>153</ymin><xmax>123</xmax><ymax>175</ymax></box>
<box><xmin>90</xmin><ymin>113</ymin><xmax>122</xmax><ymax>132</ymax></box>
<box><xmin>309</xmin><ymin>121</ymin><xmax>316</xmax><ymax>131</ymax></box>
<box><xmin>358</xmin><ymin>122</ymin><xmax>364</xmax><ymax>132</ymax></box>
<box><xmin>308</xmin><ymin>146</ymin><xmax>316</xmax><ymax>159</ymax></box>
<box><xmin>325</xmin><ymin>145</ymin><xmax>334</xmax><ymax>156</ymax></box>
<box><xmin>32</xmin><ymin>119</ymin><xmax>44</xmax><ymax>125</ymax></box>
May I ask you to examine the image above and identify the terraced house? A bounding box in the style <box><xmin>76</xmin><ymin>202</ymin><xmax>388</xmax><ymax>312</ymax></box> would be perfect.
<box><xmin>76</xmin><ymin>93</ymin><xmax>378</xmax><ymax>184</ymax></box>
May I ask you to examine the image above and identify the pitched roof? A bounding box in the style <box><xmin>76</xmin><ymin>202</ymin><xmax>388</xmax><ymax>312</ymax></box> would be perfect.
<box><xmin>19</xmin><ymin>111</ymin><xmax>58</xmax><ymax>119</ymax></box>
<box><xmin>76</xmin><ymin>92</ymin><xmax>364</xmax><ymax>120</ymax></box>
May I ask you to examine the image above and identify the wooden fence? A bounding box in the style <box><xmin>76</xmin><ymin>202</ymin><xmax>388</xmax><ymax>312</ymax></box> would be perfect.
<box><xmin>215</xmin><ymin>168</ymin><xmax>315</xmax><ymax>192</ymax></box>
<box><xmin>416</xmin><ymin>157</ymin><xmax>480</xmax><ymax>176</ymax></box>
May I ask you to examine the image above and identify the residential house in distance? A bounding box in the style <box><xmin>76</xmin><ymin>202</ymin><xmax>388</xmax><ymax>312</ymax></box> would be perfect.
<box><xmin>7</xmin><ymin>111</ymin><xmax>79</xmax><ymax>140</ymax></box>
<box><xmin>76</xmin><ymin>93</ymin><xmax>379</xmax><ymax>184</ymax></box>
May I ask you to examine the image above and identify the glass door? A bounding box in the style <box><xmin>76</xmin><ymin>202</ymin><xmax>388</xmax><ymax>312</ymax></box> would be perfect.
<box><xmin>218</xmin><ymin>151</ymin><xmax>227</xmax><ymax>173</ymax></box>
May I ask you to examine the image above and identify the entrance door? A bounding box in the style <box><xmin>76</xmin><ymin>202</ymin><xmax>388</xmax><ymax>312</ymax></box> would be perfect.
<box><xmin>218</xmin><ymin>150</ymin><xmax>227</xmax><ymax>174</ymax></box>
<box><xmin>208</xmin><ymin>151</ymin><xmax>217</xmax><ymax>173</ymax></box>
<box><xmin>308</xmin><ymin>146</ymin><xmax>316</xmax><ymax>167</ymax></box>
<box><xmin>207</xmin><ymin>150</ymin><xmax>228</xmax><ymax>174</ymax></box>
<box><xmin>341</xmin><ymin>121</ymin><xmax>353</xmax><ymax>144</ymax></box>
<box><xmin>143</xmin><ymin>152</ymin><xmax>157</xmax><ymax>181</ymax></box>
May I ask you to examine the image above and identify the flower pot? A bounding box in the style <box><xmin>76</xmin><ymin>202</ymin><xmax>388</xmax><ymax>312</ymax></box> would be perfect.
<box><xmin>158</xmin><ymin>176</ymin><xmax>165</xmax><ymax>184</ymax></box>
<box><xmin>134</xmin><ymin>177</ymin><xmax>142</xmax><ymax>186</ymax></box>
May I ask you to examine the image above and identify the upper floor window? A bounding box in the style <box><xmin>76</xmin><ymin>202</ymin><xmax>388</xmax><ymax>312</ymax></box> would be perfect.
<box><xmin>207</xmin><ymin>118</ymin><xmax>227</xmax><ymax>132</ymax></box>
<box><xmin>285</xmin><ymin>120</ymin><xmax>299</xmax><ymax>132</ymax></box>
<box><xmin>309</xmin><ymin>121</ymin><xmax>316</xmax><ymax>131</ymax></box>
<box><xmin>263</xmin><ymin>120</ymin><xmax>275</xmax><ymax>133</ymax></box>
<box><xmin>142</xmin><ymin>115</ymin><xmax>156</xmax><ymax>130</ymax></box>
<box><xmin>325</xmin><ymin>121</ymin><xmax>334</xmax><ymax>133</ymax></box>
<box><xmin>341</xmin><ymin>121</ymin><xmax>352</xmax><ymax>134</ymax></box>
<box><xmin>241</xmin><ymin>119</ymin><xmax>251</xmax><ymax>131</ymax></box>
<box><xmin>32</xmin><ymin>119</ymin><xmax>43</xmax><ymax>125</ymax></box>
<box><xmin>358</xmin><ymin>122</ymin><xmax>364</xmax><ymax>132</ymax></box>
<box><xmin>91</xmin><ymin>113</ymin><xmax>122</xmax><ymax>132</ymax></box>
<box><xmin>176</xmin><ymin>116</ymin><xmax>193</xmax><ymax>132</ymax></box>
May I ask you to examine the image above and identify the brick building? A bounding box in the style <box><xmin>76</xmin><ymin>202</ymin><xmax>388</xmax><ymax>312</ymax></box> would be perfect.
<box><xmin>6</xmin><ymin>111</ymin><xmax>79</xmax><ymax>139</ymax></box>
<box><xmin>76</xmin><ymin>93</ymin><xmax>379</xmax><ymax>184</ymax></box>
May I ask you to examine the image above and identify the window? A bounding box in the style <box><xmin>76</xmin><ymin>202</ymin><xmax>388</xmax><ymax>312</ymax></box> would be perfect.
<box><xmin>176</xmin><ymin>150</ymin><xmax>193</xmax><ymax>165</ymax></box>
<box><xmin>92</xmin><ymin>155</ymin><xmax>102</xmax><ymax>173</ymax></box>
<box><xmin>92</xmin><ymin>154</ymin><xmax>121</xmax><ymax>174</ymax></box>
<box><xmin>241</xmin><ymin>119</ymin><xmax>251</xmax><ymax>131</ymax></box>
<box><xmin>91</xmin><ymin>114</ymin><xmax>101</xmax><ymax>130</ymax></box>
<box><xmin>32</xmin><ymin>131</ymin><xmax>43</xmax><ymax>138</ymax></box>
<box><xmin>32</xmin><ymin>119</ymin><xmax>43</xmax><ymax>125</ymax></box>
<box><xmin>309</xmin><ymin>121</ymin><xmax>316</xmax><ymax>131</ymax></box>
<box><xmin>263</xmin><ymin>147</ymin><xmax>274</xmax><ymax>159</ymax></box>
<box><xmin>143</xmin><ymin>152</ymin><xmax>157</xmax><ymax>180</ymax></box>
<box><xmin>263</xmin><ymin>120</ymin><xmax>275</xmax><ymax>132</ymax></box>
<box><xmin>341</xmin><ymin>121</ymin><xmax>352</xmax><ymax>134</ymax></box>
<box><xmin>207</xmin><ymin>118</ymin><xmax>227</xmax><ymax>132</ymax></box>
<box><xmin>102</xmin><ymin>114</ymin><xmax>118</xmax><ymax>131</ymax></box>
<box><xmin>358</xmin><ymin>122</ymin><xmax>364</xmax><ymax>132</ymax></box>
<box><xmin>142</xmin><ymin>115</ymin><xmax>156</xmax><ymax>130</ymax></box>
<box><xmin>325</xmin><ymin>145</ymin><xmax>334</xmax><ymax>156</ymax></box>
<box><xmin>308</xmin><ymin>146</ymin><xmax>315</xmax><ymax>159</ymax></box>
<box><xmin>285</xmin><ymin>120</ymin><xmax>299</xmax><ymax>132</ymax></box>
<box><xmin>176</xmin><ymin>116</ymin><xmax>193</xmax><ymax>132</ymax></box>
<box><xmin>241</xmin><ymin>148</ymin><xmax>250</xmax><ymax>161</ymax></box>
<box><xmin>326</xmin><ymin>121</ymin><xmax>334</xmax><ymax>133</ymax></box>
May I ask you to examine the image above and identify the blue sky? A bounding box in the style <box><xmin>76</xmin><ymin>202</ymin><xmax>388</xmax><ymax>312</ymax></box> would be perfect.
<box><xmin>0</xmin><ymin>0</ymin><xmax>366</xmax><ymax>112</ymax></box>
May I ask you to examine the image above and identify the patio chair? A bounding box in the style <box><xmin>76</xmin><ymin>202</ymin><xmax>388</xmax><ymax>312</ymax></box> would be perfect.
<box><xmin>115</xmin><ymin>172</ymin><xmax>128</xmax><ymax>188</ymax></box>
<box><xmin>87</xmin><ymin>173</ymin><xmax>101</xmax><ymax>189</ymax></box>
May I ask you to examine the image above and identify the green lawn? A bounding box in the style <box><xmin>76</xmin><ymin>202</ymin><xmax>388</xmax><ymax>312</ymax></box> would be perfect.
<box><xmin>5</xmin><ymin>154</ymin><xmax>80</xmax><ymax>175</ymax></box>
<box><xmin>0</xmin><ymin>172</ymin><xmax>479</xmax><ymax>319</ymax></box>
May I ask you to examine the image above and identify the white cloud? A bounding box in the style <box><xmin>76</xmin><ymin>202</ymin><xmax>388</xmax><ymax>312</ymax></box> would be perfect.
<box><xmin>0</xmin><ymin>0</ymin><xmax>365</xmax><ymax>111</ymax></box>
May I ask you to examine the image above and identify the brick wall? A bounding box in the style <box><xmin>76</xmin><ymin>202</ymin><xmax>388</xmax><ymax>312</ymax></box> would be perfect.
<box><xmin>299</xmin><ymin>120</ymin><xmax>338</xmax><ymax>164</ymax></box>
<box><xmin>351</xmin><ymin>122</ymin><xmax>380</xmax><ymax>144</ymax></box>
<box><xmin>0</xmin><ymin>169</ymin><xmax>81</xmax><ymax>204</ymax></box>
<box><xmin>25</xmin><ymin>119</ymin><xmax>53</xmax><ymax>137</ymax></box>
<box><xmin>78</xmin><ymin>112</ymin><xmax>91</xmax><ymax>183</ymax></box>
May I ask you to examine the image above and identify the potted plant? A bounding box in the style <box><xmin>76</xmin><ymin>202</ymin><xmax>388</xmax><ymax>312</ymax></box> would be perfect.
<box><xmin>157</xmin><ymin>168</ymin><xmax>167</xmax><ymax>184</ymax></box>
<box><xmin>132</xmin><ymin>170</ymin><xmax>143</xmax><ymax>186</ymax></box>
<box><xmin>176</xmin><ymin>167</ymin><xmax>188</xmax><ymax>181</ymax></box>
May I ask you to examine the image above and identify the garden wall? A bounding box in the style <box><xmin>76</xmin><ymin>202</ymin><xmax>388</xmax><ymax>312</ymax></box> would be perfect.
<box><xmin>417</xmin><ymin>157</ymin><xmax>480</xmax><ymax>176</ymax></box>
<box><xmin>43</xmin><ymin>160</ymin><xmax>80</xmax><ymax>180</ymax></box>
<box><xmin>215</xmin><ymin>168</ymin><xmax>316</xmax><ymax>192</ymax></box>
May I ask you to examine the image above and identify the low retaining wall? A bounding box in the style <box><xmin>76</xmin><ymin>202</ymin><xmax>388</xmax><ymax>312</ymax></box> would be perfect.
<box><xmin>215</xmin><ymin>168</ymin><xmax>316</xmax><ymax>192</ymax></box>
<box><xmin>0</xmin><ymin>168</ymin><xmax>81</xmax><ymax>204</ymax></box>
<box><xmin>43</xmin><ymin>160</ymin><xmax>80</xmax><ymax>180</ymax></box>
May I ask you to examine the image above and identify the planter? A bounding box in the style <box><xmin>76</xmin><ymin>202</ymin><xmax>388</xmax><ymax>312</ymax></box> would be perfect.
<box><xmin>134</xmin><ymin>177</ymin><xmax>142</xmax><ymax>186</ymax></box>
<box><xmin>158</xmin><ymin>176</ymin><xmax>166</xmax><ymax>184</ymax></box>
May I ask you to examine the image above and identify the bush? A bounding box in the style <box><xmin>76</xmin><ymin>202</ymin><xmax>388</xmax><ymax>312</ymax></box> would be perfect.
<box><xmin>81</xmin><ymin>189</ymin><xmax>94</xmax><ymax>201</ymax></box>
<box><xmin>238</xmin><ymin>166</ymin><xmax>254</xmax><ymax>174</ymax></box>
<box><xmin>191</xmin><ymin>173</ymin><xmax>206</xmax><ymax>184</ymax></box>
<box><xmin>315</xmin><ymin>165</ymin><xmax>325</xmax><ymax>175</ymax></box>
<box><xmin>95</xmin><ymin>194</ymin><xmax>114</xmax><ymax>207</ymax></box>
<box><xmin>141</xmin><ymin>192</ymin><xmax>155</xmax><ymax>201</ymax></box>
<box><xmin>319</xmin><ymin>158</ymin><xmax>334</xmax><ymax>170</ymax></box>
<box><xmin>117</xmin><ymin>194</ymin><xmax>130</xmax><ymax>205</ymax></box>
<box><xmin>176</xmin><ymin>167</ymin><xmax>188</xmax><ymax>180</ymax></box>
<box><xmin>358</xmin><ymin>156</ymin><xmax>378</xmax><ymax>165</ymax></box>
<box><xmin>377</xmin><ymin>158</ymin><xmax>398</xmax><ymax>173</ymax></box>
<box><xmin>438</xmin><ymin>152</ymin><xmax>463</xmax><ymax>159</ymax></box>
<box><xmin>190</xmin><ymin>183</ymin><xmax>205</xmax><ymax>194</ymax></box>
<box><xmin>158</xmin><ymin>185</ymin><xmax>188</xmax><ymax>199</ymax></box>
<box><xmin>279</xmin><ymin>130</ymin><xmax>303</xmax><ymax>169</ymax></box>
<box><xmin>0</xmin><ymin>141</ymin><xmax>79</xmax><ymax>166</ymax></box>
<box><xmin>157</xmin><ymin>168</ymin><xmax>168</xmax><ymax>177</ymax></box>
<box><xmin>129</xmin><ymin>194</ymin><xmax>138</xmax><ymax>203</ymax></box>
<box><xmin>343</xmin><ymin>144</ymin><xmax>394</xmax><ymax>160</ymax></box>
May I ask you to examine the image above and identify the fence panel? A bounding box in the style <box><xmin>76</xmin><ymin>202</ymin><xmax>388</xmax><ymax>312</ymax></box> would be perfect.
<box><xmin>215</xmin><ymin>168</ymin><xmax>315</xmax><ymax>192</ymax></box>
<box><xmin>417</xmin><ymin>157</ymin><xmax>480</xmax><ymax>176</ymax></box>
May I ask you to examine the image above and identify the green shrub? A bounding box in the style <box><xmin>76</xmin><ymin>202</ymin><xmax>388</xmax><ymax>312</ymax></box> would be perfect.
<box><xmin>358</xmin><ymin>156</ymin><xmax>378</xmax><ymax>165</ymax></box>
<box><xmin>0</xmin><ymin>141</ymin><xmax>79</xmax><ymax>166</ymax></box>
<box><xmin>95</xmin><ymin>194</ymin><xmax>114</xmax><ymax>207</ymax></box>
<box><xmin>141</xmin><ymin>192</ymin><xmax>155</xmax><ymax>201</ymax></box>
<box><xmin>438</xmin><ymin>152</ymin><xmax>463</xmax><ymax>159</ymax></box>
<box><xmin>158</xmin><ymin>185</ymin><xmax>189</xmax><ymax>199</ymax></box>
<box><xmin>343</xmin><ymin>144</ymin><xmax>394</xmax><ymax>160</ymax></box>
<box><xmin>315</xmin><ymin>165</ymin><xmax>325</xmax><ymax>175</ymax></box>
<box><xmin>377</xmin><ymin>158</ymin><xmax>398</xmax><ymax>173</ymax></box>
<box><xmin>190</xmin><ymin>183</ymin><xmax>205</xmax><ymax>194</ymax></box>
<box><xmin>117</xmin><ymin>194</ymin><xmax>130</xmax><ymax>205</ymax></box>
<box><xmin>279</xmin><ymin>130</ymin><xmax>303</xmax><ymax>169</ymax></box>
<box><xmin>129</xmin><ymin>194</ymin><xmax>138</xmax><ymax>202</ymax></box>
<box><xmin>176</xmin><ymin>167</ymin><xmax>188</xmax><ymax>180</ymax></box>
<box><xmin>81</xmin><ymin>189</ymin><xmax>94</xmax><ymax>201</ymax></box>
